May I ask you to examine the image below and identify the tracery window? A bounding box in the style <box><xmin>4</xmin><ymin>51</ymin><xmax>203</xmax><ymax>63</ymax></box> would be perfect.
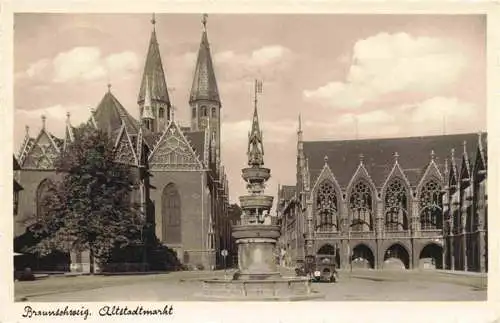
<box><xmin>158</xmin><ymin>107</ymin><xmax>165</xmax><ymax>119</ymax></box>
<box><xmin>211</xmin><ymin>107</ymin><xmax>217</xmax><ymax>118</ymax></box>
<box><xmin>316</xmin><ymin>181</ymin><xmax>338</xmax><ymax>232</ymax></box>
<box><xmin>36</xmin><ymin>179</ymin><xmax>54</xmax><ymax>218</ymax></box>
<box><xmin>419</xmin><ymin>180</ymin><xmax>443</xmax><ymax>230</ymax></box>
<box><xmin>384</xmin><ymin>179</ymin><xmax>408</xmax><ymax>231</ymax></box>
<box><xmin>201</xmin><ymin>106</ymin><xmax>207</xmax><ymax>117</ymax></box>
<box><xmin>349</xmin><ymin>181</ymin><xmax>373</xmax><ymax>232</ymax></box>
<box><xmin>162</xmin><ymin>183</ymin><xmax>181</xmax><ymax>244</ymax></box>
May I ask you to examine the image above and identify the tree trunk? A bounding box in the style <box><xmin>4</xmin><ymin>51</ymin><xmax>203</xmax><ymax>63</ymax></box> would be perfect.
<box><xmin>89</xmin><ymin>246</ymin><xmax>95</xmax><ymax>274</ymax></box>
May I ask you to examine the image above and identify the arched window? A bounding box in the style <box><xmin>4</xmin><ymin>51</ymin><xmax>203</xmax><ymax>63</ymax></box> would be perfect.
<box><xmin>192</xmin><ymin>107</ymin><xmax>196</xmax><ymax>119</ymax></box>
<box><xmin>37</xmin><ymin>179</ymin><xmax>54</xmax><ymax>218</ymax></box>
<box><xmin>316</xmin><ymin>181</ymin><xmax>338</xmax><ymax>232</ymax></box>
<box><xmin>162</xmin><ymin>183</ymin><xmax>181</xmax><ymax>244</ymax></box>
<box><xmin>349</xmin><ymin>181</ymin><xmax>373</xmax><ymax>232</ymax></box>
<box><xmin>158</xmin><ymin>107</ymin><xmax>164</xmax><ymax>119</ymax></box>
<box><xmin>211</xmin><ymin>107</ymin><xmax>217</xmax><ymax>118</ymax></box>
<box><xmin>419</xmin><ymin>180</ymin><xmax>443</xmax><ymax>230</ymax></box>
<box><xmin>384</xmin><ymin>179</ymin><xmax>408</xmax><ymax>231</ymax></box>
<box><xmin>201</xmin><ymin>106</ymin><xmax>207</xmax><ymax>117</ymax></box>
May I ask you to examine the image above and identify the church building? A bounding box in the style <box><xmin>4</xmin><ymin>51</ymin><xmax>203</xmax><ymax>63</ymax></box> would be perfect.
<box><xmin>277</xmin><ymin>117</ymin><xmax>487</xmax><ymax>273</ymax></box>
<box><xmin>14</xmin><ymin>15</ymin><xmax>231</xmax><ymax>271</ymax></box>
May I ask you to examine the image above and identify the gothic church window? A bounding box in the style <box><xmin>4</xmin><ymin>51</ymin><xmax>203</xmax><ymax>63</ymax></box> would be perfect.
<box><xmin>316</xmin><ymin>181</ymin><xmax>338</xmax><ymax>232</ymax></box>
<box><xmin>419</xmin><ymin>180</ymin><xmax>443</xmax><ymax>230</ymax></box>
<box><xmin>37</xmin><ymin>179</ymin><xmax>54</xmax><ymax>218</ymax></box>
<box><xmin>201</xmin><ymin>106</ymin><xmax>207</xmax><ymax>117</ymax></box>
<box><xmin>162</xmin><ymin>183</ymin><xmax>181</xmax><ymax>244</ymax></box>
<box><xmin>349</xmin><ymin>181</ymin><xmax>373</xmax><ymax>232</ymax></box>
<box><xmin>159</xmin><ymin>107</ymin><xmax>164</xmax><ymax>118</ymax></box>
<box><xmin>211</xmin><ymin>107</ymin><xmax>216</xmax><ymax>118</ymax></box>
<box><xmin>384</xmin><ymin>179</ymin><xmax>408</xmax><ymax>231</ymax></box>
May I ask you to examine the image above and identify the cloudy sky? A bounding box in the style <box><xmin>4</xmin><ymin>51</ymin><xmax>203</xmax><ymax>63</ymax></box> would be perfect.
<box><xmin>14</xmin><ymin>13</ymin><xmax>486</xmax><ymax>205</ymax></box>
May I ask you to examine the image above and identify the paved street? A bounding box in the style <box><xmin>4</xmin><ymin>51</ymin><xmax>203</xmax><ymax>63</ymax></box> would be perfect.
<box><xmin>15</xmin><ymin>268</ymin><xmax>486</xmax><ymax>302</ymax></box>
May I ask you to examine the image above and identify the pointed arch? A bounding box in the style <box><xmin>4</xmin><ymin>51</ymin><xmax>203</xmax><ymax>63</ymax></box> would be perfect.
<box><xmin>418</xmin><ymin>179</ymin><xmax>443</xmax><ymax>230</ymax></box>
<box><xmin>416</xmin><ymin>159</ymin><xmax>444</xmax><ymax>194</ymax></box>
<box><xmin>312</xmin><ymin>163</ymin><xmax>342</xmax><ymax>232</ymax></box>
<box><xmin>348</xmin><ymin>179</ymin><xmax>375</xmax><ymax>232</ymax></box>
<box><xmin>383</xmin><ymin>177</ymin><xmax>410</xmax><ymax>231</ymax></box>
<box><xmin>162</xmin><ymin>183</ymin><xmax>181</xmax><ymax>244</ymax></box>
<box><xmin>315</xmin><ymin>180</ymin><xmax>339</xmax><ymax>232</ymax></box>
<box><xmin>37</xmin><ymin>178</ymin><xmax>54</xmax><ymax>218</ymax></box>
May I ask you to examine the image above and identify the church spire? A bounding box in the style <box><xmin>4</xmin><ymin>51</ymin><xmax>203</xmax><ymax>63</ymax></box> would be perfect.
<box><xmin>189</xmin><ymin>14</ymin><xmax>220</xmax><ymax>103</ymax></box>
<box><xmin>247</xmin><ymin>80</ymin><xmax>264</xmax><ymax>167</ymax></box>
<box><xmin>138</xmin><ymin>13</ymin><xmax>171</xmax><ymax>120</ymax></box>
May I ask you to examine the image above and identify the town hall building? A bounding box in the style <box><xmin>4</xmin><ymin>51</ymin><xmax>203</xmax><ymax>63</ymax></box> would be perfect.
<box><xmin>277</xmin><ymin>117</ymin><xmax>488</xmax><ymax>273</ymax></box>
<box><xmin>14</xmin><ymin>15</ymin><xmax>231</xmax><ymax>271</ymax></box>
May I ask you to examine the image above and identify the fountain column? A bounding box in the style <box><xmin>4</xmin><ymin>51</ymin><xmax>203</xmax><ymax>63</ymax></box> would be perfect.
<box><xmin>232</xmin><ymin>80</ymin><xmax>280</xmax><ymax>280</ymax></box>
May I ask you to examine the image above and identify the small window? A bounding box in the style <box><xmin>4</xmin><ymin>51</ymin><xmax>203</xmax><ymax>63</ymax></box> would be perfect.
<box><xmin>158</xmin><ymin>107</ymin><xmax>164</xmax><ymax>118</ymax></box>
<box><xmin>192</xmin><ymin>107</ymin><xmax>196</xmax><ymax>118</ymax></box>
<box><xmin>211</xmin><ymin>107</ymin><xmax>217</xmax><ymax>118</ymax></box>
<box><xmin>201</xmin><ymin>106</ymin><xmax>207</xmax><ymax>117</ymax></box>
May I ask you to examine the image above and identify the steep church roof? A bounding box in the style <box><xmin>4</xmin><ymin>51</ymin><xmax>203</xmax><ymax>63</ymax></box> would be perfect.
<box><xmin>189</xmin><ymin>15</ymin><xmax>220</xmax><ymax>103</ymax></box>
<box><xmin>92</xmin><ymin>89</ymin><xmax>139</xmax><ymax>136</ymax></box>
<box><xmin>304</xmin><ymin>132</ymin><xmax>485</xmax><ymax>189</ymax></box>
<box><xmin>184</xmin><ymin>130</ymin><xmax>206</xmax><ymax>162</ymax></box>
<box><xmin>137</xmin><ymin>15</ymin><xmax>170</xmax><ymax>105</ymax></box>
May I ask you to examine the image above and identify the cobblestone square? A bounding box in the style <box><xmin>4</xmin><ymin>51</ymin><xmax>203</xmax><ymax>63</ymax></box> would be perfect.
<box><xmin>15</xmin><ymin>269</ymin><xmax>486</xmax><ymax>302</ymax></box>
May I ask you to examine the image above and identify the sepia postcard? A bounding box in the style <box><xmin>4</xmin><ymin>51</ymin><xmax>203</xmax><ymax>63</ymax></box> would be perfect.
<box><xmin>1</xmin><ymin>1</ymin><xmax>499</xmax><ymax>322</ymax></box>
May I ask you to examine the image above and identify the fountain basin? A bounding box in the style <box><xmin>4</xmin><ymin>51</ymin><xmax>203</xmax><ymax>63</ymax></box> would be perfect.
<box><xmin>239</xmin><ymin>195</ymin><xmax>274</xmax><ymax>209</ymax></box>
<box><xmin>242</xmin><ymin>167</ymin><xmax>271</xmax><ymax>183</ymax></box>
<box><xmin>232</xmin><ymin>224</ymin><xmax>280</xmax><ymax>239</ymax></box>
<box><xmin>196</xmin><ymin>277</ymin><xmax>324</xmax><ymax>301</ymax></box>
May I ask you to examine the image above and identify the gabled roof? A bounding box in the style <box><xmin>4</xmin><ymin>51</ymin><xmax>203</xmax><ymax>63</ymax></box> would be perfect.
<box><xmin>148</xmin><ymin>120</ymin><xmax>203</xmax><ymax>170</ymax></box>
<box><xmin>189</xmin><ymin>22</ymin><xmax>220</xmax><ymax>103</ymax></box>
<box><xmin>137</xmin><ymin>20</ymin><xmax>170</xmax><ymax>105</ymax></box>
<box><xmin>92</xmin><ymin>90</ymin><xmax>139</xmax><ymax>137</ymax></box>
<box><xmin>303</xmin><ymin>132</ymin><xmax>483</xmax><ymax>189</ymax></box>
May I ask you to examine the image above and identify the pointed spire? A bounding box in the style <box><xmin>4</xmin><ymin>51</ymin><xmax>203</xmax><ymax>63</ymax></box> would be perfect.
<box><xmin>41</xmin><ymin>114</ymin><xmax>46</xmax><ymax>130</ymax></box>
<box><xmin>66</xmin><ymin>111</ymin><xmax>71</xmax><ymax>125</ymax></box>
<box><xmin>189</xmin><ymin>14</ymin><xmax>220</xmax><ymax>103</ymax></box>
<box><xmin>444</xmin><ymin>157</ymin><xmax>449</xmax><ymax>179</ymax></box>
<box><xmin>247</xmin><ymin>82</ymin><xmax>265</xmax><ymax>167</ymax></box>
<box><xmin>138</xmin><ymin>14</ymin><xmax>170</xmax><ymax>107</ymax></box>
<box><xmin>462</xmin><ymin>140</ymin><xmax>468</xmax><ymax>156</ymax></box>
<box><xmin>451</xmin><ymin>148</ymin><xmax>455</xmax><ymax>160</ymax></box>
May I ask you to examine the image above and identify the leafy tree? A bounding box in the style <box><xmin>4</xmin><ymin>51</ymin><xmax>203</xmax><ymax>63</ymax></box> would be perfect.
<box><xmin>26</xmin><ymin>126</ymin><xmax>145</xmax><ymax>273</ymax></box>
<box><xmin>228</xmin><ymin>203</ymin><xmax>242</xmax><ymax>225</ymax></box>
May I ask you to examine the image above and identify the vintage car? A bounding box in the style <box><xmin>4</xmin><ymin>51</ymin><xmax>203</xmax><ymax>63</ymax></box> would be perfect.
<box><xmin>313</xmin><ymin>255</ymin><xmax>338</xmax><ymax>283</ymax></box>
<box><xmin>296</xmin><ymin>254</ymin><xmax>338</xmax><ymax>283</ymax></box>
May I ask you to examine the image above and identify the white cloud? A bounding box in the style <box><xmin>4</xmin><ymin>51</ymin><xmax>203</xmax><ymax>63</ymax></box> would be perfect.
<box><xmin>214</xmin><ymin>45</ymin><xmax>293</xmax><ymax>83</ymax></box>
<box><xmin>26</xmin><ymin>58</ymin><xmax>50</xmax><ymax>78</ymax></box>
<box><xmin>304</xmin><ymin>33</ymin><xmax>467</xmax><ymax>109</ymax></box>
<box><xmin>215</xmin><ymin>45</ymin><xmax>291</xmax><ymax>68</ymax></box>
<box><xmin>406</xmin><ymin>96</ymin><xmax>478</xmax><ymax>123</ymax></box>
<box><xmin>22</xmin><ymin>47</ymin><xmax>140</xmax><ymax>83</ymax></box>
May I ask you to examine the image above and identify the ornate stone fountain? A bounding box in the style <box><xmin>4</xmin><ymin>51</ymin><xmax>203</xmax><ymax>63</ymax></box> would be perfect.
<box><xmin>197</xmin><ymin>81</ymin><xmax>323</xmax><ymax>301</ymax></box>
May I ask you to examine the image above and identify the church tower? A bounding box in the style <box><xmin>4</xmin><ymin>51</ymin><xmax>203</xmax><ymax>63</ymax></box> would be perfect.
<box><xmin>138</xmin><ymin>14</ymin><xmax>171</xmax><ymax>133</ymax></box>
<box><xmin>189</xmin><ymin>14</ymin><xmax>221</xmax><ymax>165</ymax></box>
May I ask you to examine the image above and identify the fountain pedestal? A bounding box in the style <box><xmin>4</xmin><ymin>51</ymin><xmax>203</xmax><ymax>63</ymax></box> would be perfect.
<box><xmin>233</xmin><ymin>224</ymin><xmax>281</xmax><ymax>280</ymax></box>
